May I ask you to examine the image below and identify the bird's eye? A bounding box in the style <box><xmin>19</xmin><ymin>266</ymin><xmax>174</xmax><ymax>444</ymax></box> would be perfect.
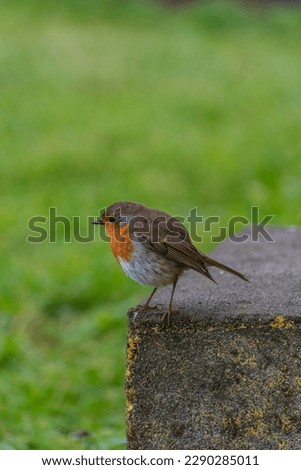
<box><xmin>108</xmin><ymin>216</ymin><xmax>115</xmax><ymax>223</ymax></box>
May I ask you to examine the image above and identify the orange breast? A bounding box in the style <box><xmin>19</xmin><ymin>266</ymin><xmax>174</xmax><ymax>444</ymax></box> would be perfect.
<box><xmin>105</xmin><ymin>223</ymin><xmax>134</xmax><ymax>262</ymax></box>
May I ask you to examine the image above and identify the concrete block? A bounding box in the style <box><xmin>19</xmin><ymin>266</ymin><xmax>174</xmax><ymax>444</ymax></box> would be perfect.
<box><xmin>125</xmin><ymin>226</ymin><xmax>301</xmax><ymax>449</ymax></box>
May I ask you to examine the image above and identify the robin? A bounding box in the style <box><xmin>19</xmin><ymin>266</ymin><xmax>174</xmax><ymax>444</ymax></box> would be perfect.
<box><xmin>93</xmin><ymin>201</ymin><xmax>249</xmax><ymax>325</ymax></box>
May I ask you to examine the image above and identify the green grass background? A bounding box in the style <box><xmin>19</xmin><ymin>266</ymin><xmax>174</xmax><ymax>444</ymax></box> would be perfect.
<box><xmin>1</xmin><ymin>0</ymin><xmax>301</xmax><ymax>449</ymax></box>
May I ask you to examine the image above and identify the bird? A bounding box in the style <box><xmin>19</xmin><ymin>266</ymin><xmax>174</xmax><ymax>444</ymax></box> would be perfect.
<box><xmin>93</xmin><ymin>201</ymin><xmax>249</xmax><ymax>325</ymax></box>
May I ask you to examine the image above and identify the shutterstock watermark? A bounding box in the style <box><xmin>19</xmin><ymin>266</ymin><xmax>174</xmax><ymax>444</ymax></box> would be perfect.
<box><xmin>27</xmin><ymin>206</ymin><xmax>275</xmax><ymax>244</ymax></box>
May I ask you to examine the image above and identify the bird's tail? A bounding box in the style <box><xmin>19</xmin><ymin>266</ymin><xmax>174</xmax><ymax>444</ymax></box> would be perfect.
<box><xmin>203</xmin><ymin>255</ymin><xmax>249</xmax><ymax>282</ymax></box>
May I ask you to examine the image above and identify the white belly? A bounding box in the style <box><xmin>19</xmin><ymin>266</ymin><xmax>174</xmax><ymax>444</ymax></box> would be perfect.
<box><xmin>117</xmin><ymin>242</ymin><xmax>183</xmax><ymax>287</ymax></box>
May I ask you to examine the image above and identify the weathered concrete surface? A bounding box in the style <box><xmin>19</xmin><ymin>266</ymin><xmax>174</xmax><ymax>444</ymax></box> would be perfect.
<box><xmin>126</xmin><ymin>226</ymin><xmax>301</xmax><ymax>450</ymax></box>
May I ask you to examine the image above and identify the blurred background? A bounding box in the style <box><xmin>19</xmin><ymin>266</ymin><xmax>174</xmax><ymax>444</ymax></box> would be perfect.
<box><xmin>1</xmin><ymin>0</ymin><xmax>301</xmax><ymax>449</ymax></box>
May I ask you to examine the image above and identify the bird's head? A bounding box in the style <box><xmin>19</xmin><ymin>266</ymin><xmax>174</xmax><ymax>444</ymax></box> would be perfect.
<box><xmin>93</xmin><ymin>201</ymin><xmax>148</xmax><ymax>234</ymax></box>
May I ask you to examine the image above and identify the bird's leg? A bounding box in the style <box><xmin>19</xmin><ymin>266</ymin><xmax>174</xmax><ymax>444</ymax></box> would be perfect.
<box><xmin>161</xmin><ymin>277</ymin><xmax>178</xmax><ymax>326</ymax></box>
<box><xmin>143</xmin><ymin>287</ymin><xmax>159</xmax><ymax>309</ymax></box>
<box><xmin>129</xmin><ymin>287</ymin><xmax>162</xmax><ymax>314</ymax></box>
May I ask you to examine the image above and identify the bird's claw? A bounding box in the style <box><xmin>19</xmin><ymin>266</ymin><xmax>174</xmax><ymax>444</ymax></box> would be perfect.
<box><xmin>160</xmin><ymin>307</ymin><xmax>178</xmax><ymax>328</ymax></box>
<box><xmin>128</xmin><ymin>302</ymin><xmax>163</xmax><ymax>315</ymax></box>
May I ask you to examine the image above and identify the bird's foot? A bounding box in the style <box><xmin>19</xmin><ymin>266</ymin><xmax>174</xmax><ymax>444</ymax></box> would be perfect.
<box><xmin>145</xmin><ymin>303</ymin><xmax>163</xmax><ymax>311</ymax></box>
<box><xmin>160</xmin><ymin>306</ymin><xmax>178</xmax><ymax>328</ymax></box>
<box><xmin>128</xmin><ymin>302</ymin><xmax>163</xmax><ymax>315</ymax></box>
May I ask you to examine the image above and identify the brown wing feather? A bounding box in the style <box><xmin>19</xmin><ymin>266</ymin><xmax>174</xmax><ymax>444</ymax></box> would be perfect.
<box><xmin>136</xmin><ymin>215</ymin><xmax>217</xmax><ymax>283</ymax></box>
<box><xmin>161</xmin><ymin>240</ymin><xmax>217</xmax><ymax>283</ymax></box>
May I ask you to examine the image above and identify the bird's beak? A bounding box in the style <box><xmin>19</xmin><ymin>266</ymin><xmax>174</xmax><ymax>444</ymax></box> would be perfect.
<box><xmin>92</xmin><ymin>219</ymin><xmax>104</xmax><ymax>225</ymax></box>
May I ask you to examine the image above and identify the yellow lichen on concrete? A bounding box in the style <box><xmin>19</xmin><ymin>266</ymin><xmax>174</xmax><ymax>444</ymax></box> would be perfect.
<box><xmin>241</xmin><ymin>354</ymin><xmax>257</xmax><ymax>367</ymax></box>
<box><xmin>267</xmin><ymin>369</ymin><xmax>288</xmax><ymax>390</ymax></box>
<box><xmin>125</xmin><ymin>334</ymin><xmax>141</xmax><ymax>444</ymax></box>
<box><xmin>280</xmin><ymin>416</ymin><xmax>293</xmax><ymax>433</ymax></box>
<box><xmin>126</xmin><ymin>386</ymin><xmax>135</xmax><ymax>413</ymax></box>
<box><xmin>277</xmin><ymin>440</ymin><xmax>290</xmax><ymax>450</ymax></box>
<box><xmin>126</xmin><ymin>335</ymin><xmax>140</xmax><ymax>415</ymax></box>
<box><xmin>247</xmin><ymin>408</ymin><xmax>264</xmax><ymax>421</ymax></box>
<box><xmin>127</xmin><ymin>335</ymin><xmax>140</xmax><ymax>369</ymax></box>
<box><xmin>270</xmin><ymin>315</ymin><xmax>293</xmax><ymax>329</ymax></box>
<box><xmin>295</xmin><ymin>377</ymin><xmax>301</xmax><ymax>387</ymax></box>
